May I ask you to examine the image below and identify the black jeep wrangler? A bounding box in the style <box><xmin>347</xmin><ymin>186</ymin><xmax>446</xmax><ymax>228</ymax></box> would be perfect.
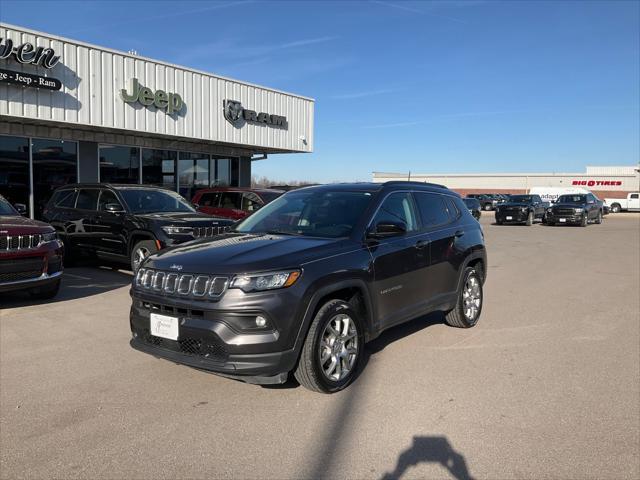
<box><xmin>129</xmin><ymin>182</ymin><xmax>487</xmax><ymax>393</ymax></box>
<box><xmin>42</xmin><ymin>184</ymin><xmax>233</xmax><ymax>271</ymax></box>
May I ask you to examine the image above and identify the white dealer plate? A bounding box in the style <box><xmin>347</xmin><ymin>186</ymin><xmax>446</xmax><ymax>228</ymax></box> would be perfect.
<box><xmin>506</xmin><ymin>216</ymin><xmax>513</xmax><ymax>220</ymax></box>
<box><xmin>559</xmin><ymin>218</ymin><xmax>567</xmax><ymax>223</ymax></box>
<box><xmin>150</xmin><ymin>313</ymin><xmax>179</xmax><ymax>340</ymax></box>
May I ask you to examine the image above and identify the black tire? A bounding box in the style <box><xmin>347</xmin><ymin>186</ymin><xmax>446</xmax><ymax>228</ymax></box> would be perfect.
<box><xmin>580</xmin><ymin>214</ymin><xmax>588</xmax><ymax>227</ymax></box>
<box><xmin>595</xmin><ymin>211</ymin><xmax>603</xmax><ymax>224</ymax></box>
<box><xmin>525</xmin><ymin>211</ymin><xmax>533</xmax><ymax>226</ymax></box>
<box><xmin>483</xmin><ymin>203</ymin><xmax>492</xmax><ymax>211</ymax></box>
<box><xmin>547</xmin><ymin>221</ymin><xmax>555</xmax><ymax>226</ymax></box>
<box><xmin>445</xmin><ymin>267</ymin><xmax>483</xmax><ymax>328</ymax></box>
<box><xmin>130</xmin><ymin>240</ymin><xmax>158</xmax><ymax>272</ymax></box>
<box><xmin>28</xmin><ymin>279</ymin><xmax>61</xmax><ymax>300</ymax></box>
<box><xmin>495</xmin><ymin>219</ymin><xmax>503</xmax><ymax>225</ymax></box>
<box><xmin>611</xmin><ymin>203</ymin><xmax>621</xmax><ymax>213</ymax></box>
<box><xmin>294</xmin><ymin>299</ymin><xmax>365</xmax><ymax>393</ymax></box>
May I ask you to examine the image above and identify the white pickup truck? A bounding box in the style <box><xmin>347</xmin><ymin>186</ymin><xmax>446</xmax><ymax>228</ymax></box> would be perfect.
<box><xmin>605</xmin><ymin>193</ymin><xmax>640</xmax><ymax>213</ymax></box>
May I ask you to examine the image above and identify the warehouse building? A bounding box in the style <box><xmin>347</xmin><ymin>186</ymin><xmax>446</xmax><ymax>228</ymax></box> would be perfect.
<box><xmin>0</xmin><ymin>23</ymin><xmax>314</xmax><ymax>219</ymax></box>
<box><xmin>373</xmin><ymin>165</ymin><xmax>640</xmax><ymax>199</ymax></box>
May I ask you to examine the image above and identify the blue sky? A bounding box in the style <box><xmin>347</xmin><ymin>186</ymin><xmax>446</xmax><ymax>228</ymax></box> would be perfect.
<box><xmin>1</xmin><ymin>0</ymin><xmax>638</xmax><ymax>183</ymax></box>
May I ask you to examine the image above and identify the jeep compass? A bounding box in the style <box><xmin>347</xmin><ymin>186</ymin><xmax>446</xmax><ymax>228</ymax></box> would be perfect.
<box><xmin>129</xmin><ymin>182</ymin><xmax>487</xmax><ymax>393</ymax></box>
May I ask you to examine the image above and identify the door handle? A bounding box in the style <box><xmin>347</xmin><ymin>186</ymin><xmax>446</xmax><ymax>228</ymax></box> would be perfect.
<box><xmin>454</xmin><ymin>230</ymin><xmax>465</xmax><ymax>238</ymax></box>
<box><xmin>415</xmin><ymin>240</ymin><xmax>428</xmax><ymax>249</ymax></box>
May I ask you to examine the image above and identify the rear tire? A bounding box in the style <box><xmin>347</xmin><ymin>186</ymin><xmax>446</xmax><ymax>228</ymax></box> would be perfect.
<box><xmin>294</xmin><ymin>299</ymin><xmax>364</xmax><ymax>393</ymax></box>
<box><xmin>445</xmin><ymin>267</ymin><xmax>483</xmax><ymax>328</ymax></box>
<box><xmin>611</xmin><ymin>203</ymin><xmax>621</xmax><ymax>213</ymax></box>
<box><xmin>130</xmin><ymin>240</ymin><xmax>158</xmax><ymax>272</ymax></box>
<box><xmin>28</xmin><ymin>279</ymin><xmax>61</xmax><ymax>300</ymax></box>
<box><xmin>483</xmin><ymin>204</ymin><xmax>492</xmax><ymax>211</ymax></box>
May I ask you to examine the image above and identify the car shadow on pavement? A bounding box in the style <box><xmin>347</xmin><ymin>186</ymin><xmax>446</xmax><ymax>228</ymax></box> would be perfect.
<box><xmin>0</xmin><ymin>265</ymin><xmax>133</xmax><ymax>308</ymax></box>
<box><xmin>380</xmin><ymin>436</ymin><xmax>475</xmax><ymax>480</ymax></box>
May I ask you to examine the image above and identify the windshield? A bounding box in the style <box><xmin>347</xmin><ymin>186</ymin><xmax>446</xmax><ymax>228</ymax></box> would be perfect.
<box><xmin>119</xmin><ymin>189</ymin><xmax>195</xmax><ymax>214</ymax></box>
<box><xmin>234</xmin><ymin>189</ymin><xmax>374</xmax><ymax>238</ymax></box>
<box><xmin>509</xmin><ymin>195</ymin><xmax>533</xmax><ymax>203</ymax></box>
<box><xmin>557</xmin><ymin>195</ymin><xmax>587</xmax><ymax>204</ymax></box>
<box><xmin>0</xmin><ymin>197</ymin><xmax>18</xmax><ymax>216</ymax></box>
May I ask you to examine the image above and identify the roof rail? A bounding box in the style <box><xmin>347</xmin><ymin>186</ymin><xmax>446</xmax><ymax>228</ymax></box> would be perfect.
<box><xmin>382</xmin><ymin>180</ymin><xmax>449</xmax><ymax>189</ymax></box>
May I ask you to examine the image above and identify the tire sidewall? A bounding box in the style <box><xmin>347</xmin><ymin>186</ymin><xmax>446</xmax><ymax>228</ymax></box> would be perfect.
<box><xmin>309</xmin><ymin>301</ymin><xmax>365</xmax><ymax>393</ymax></box>
<box><xmin>457</xmin><ymin>268</ymin><xmax>483</xmax><ymax>327</ymax></box>
<box><xmin>130</xmin><ymin>240</ymin><xmax>158</xmax><ymax>271</ymax></box>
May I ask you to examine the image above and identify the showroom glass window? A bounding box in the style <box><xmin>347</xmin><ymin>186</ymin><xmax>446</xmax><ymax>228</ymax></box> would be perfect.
<box><xmin>100</xmin><ymin>146</ymin><xmax>140</xmax><ymax>184</ymax></box>
<box><xmin>178</xmin><ymin>152</ymin><xmax>209</xmax><ymax>200</ymax></box>
<box><xmin>0</xmin><ymin>135</ymin><xmax>30</xmax><ymax>211</ymax></box>
<box><xmin>32</xmin><ymin>139</ymin><xmax>77</xmax><ymax>219</ymax></box>
<box><xmin>142</xmin><ymin>149</ymin><xmax>176</xmax><ymax>190</ymax></box>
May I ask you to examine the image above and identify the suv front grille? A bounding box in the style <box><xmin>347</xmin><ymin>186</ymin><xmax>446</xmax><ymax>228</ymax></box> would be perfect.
<box><xmin>133</xmin><ymin>327</ymin><xmax>229</xmax><ymax>362</ymax></box>
<box><xmin>135</xmin><ymin>268</ymin><xmax>228</xmax><ymax>299</ymax></box>
<box><xmin>192</xmin><ymin>226</ymin><xmax>229</xmax><ymax>238</ymax></box>
<box><xmin>555</xmin><ymin>208</ymin><xmax>578</xmax><ymax>216</ymax></box>
<box><xmin>0</xmin><ymin>234</ymin><xmax>43</xmax><ymax>251</ymax></box>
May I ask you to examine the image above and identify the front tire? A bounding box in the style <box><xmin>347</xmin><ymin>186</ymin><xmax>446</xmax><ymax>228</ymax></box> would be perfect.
<box><xmin>595</xmin><ymin>211</ymin><xmax>603</xmax><ymax>224</ymax></box>
<box><xmin>294</xmin><ymin>299</ymin><xmax>364</xmax><ymax>393</ymax></box>
<box><xmin>130</xmin><ymin>240</ymin><xmax>158</xmax><ymax>272</ymax></box>
<box><xmin>611</xmin><ymin>203</ymin><xmax>621</xmax><ymax>213</ymax></box>
<box><xmin>580</xmin><ymin>214</ymin><xmax>588</xmax><ymax>227</ymax></box>
<box><xmin>483</xmin><ymin>203</ymin><xmax>492</xmax><ymax>211</ymax></box>
<box><xmin>445</xmin><ymin>267</ymin><xmax>483</xmax><ymax>328</ymax></box>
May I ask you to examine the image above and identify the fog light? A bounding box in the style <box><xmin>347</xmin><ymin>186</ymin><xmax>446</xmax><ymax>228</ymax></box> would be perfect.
<box><xmin>255</xmin><ymin>315</ymin><xmax>267</xmax><ymax>328</ymax></box>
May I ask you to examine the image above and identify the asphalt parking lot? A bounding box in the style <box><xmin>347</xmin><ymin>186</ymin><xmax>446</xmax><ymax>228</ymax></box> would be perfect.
<box><xmin>1</xmin><ymin>214</ymin><xmax>639</xmax><ymax>480</ymax></box>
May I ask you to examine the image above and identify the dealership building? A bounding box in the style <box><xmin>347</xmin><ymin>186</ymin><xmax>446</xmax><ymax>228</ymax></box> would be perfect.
<box><xmin>374</xmin><ymin>165</ymin><xmax>640</xmax><ymax>199</ymax></box>
<box><xmin>0</xmin><ymin>23</ymin><xmax>314</xmax><ymax>218</ymax></box>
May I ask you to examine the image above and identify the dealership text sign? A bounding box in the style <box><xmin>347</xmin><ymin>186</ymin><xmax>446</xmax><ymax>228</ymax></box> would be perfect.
<box><xmin>572</xmin><ymin>180</ymin><xmax>622</xmax><ymax>187</ymax></box>
<box><xmin>120</xmin><ymin>78</ymin><xmax>184</xmax><ymax>115</ymax></box>
<box><xmin>0</xmin><ymin>68</ymin><xmax>61</xmax><ymax>90</ymax></box>
<box><xmin>0</xmin><ymin>38</ymin><xmax>60</xmax><ymax>69</ymax></box>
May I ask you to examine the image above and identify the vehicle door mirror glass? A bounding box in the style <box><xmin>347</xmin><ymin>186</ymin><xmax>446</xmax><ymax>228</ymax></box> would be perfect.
<box><xmin>13</xmin><ymin>203</ymin><xmax>27</xmax><ymax>215</ymax></box>
<box><xmin>105</xmin><ymin>203</ymin><xmax>124</xmax><ymax>213</ymax></box>
<box><xmin>192</xmin><ymin>202</ymin><xmax>200</xmax><ymax>209</ymax></box>
<box><xmin>368</xmin><ymin>221</ymin><xmax>406</xmax><ymax>238</ymax></box>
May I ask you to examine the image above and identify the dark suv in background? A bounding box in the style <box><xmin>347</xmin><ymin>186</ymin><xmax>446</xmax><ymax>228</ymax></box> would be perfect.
<box><xmin>545</xmin><ymin>193</ymin><xmax>603</xmax><ymax>226</ymax></box>
<box><xmin>42</xmin><ymin>184</ymin><xmax>233</xmax><ymax>271</ymax></box>
<box><xmin>0</xmin><ymin>195</ymin><xmax>64</xmax><ymax>299</ymax></box>
<box><xmin>129</xmin><ymin>182</ymin><xmax>487</xmax><ymax>393</ymax></box>
<box><xmin>495</xmin><ymin>194</ymin><xmax>549</xmax><ymax>225</ymax></box>
<box><xmin>466</xmin><ymin>194</ymin><xmax>497</xmax><ymax>211</ymax></box>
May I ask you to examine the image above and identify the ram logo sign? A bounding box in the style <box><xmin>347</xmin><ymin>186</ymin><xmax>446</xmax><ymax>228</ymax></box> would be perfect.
<box><xmin>223</xmin><ymin>99</ymin><xmax>287</xmax><ymax>129</ymax></box>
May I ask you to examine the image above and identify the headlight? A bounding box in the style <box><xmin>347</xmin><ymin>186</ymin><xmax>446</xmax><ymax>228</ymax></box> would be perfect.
<box><xmin>521</xmin><ymin>207</ymin><xmax>529</xmax><ymax>212</ymax></box>
<box><xmin>161</xmin><ymin>226</ymin><xmax>193</xmax><ymax>235</ymax></box>
<box><xmin>230</xmin><ymin>270</ymin><xmax>301</xmax><ymax>292</ymax></box>
<box><xmin>41</xmin><ymin>231</ymin><xmax>58</xmax><ymax>243</ymax></box>
<box><xmin>574</xmin><ymin>208</ymin><xmax>583</xmax><ymax>213</ymax></box>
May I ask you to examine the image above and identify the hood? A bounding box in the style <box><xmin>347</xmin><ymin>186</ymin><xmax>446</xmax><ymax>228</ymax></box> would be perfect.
<box><xmin>0</xmin><ymin>215</ymin><xmax>55</xmax><ymax>234</ymax></box>
<box><xmin>500</xmin><ymin>202</ymin><xmax>531</xmax><ymax>208</ymax></box>
<box><xmin>136</xmin><ymin>211</ymin><xmax>234</xmax><ymax>226</ymax></box>
<box><xmin>144</xmin><ymin>233</ymin><xmax>350</xmax><ymax>274</ymax></box>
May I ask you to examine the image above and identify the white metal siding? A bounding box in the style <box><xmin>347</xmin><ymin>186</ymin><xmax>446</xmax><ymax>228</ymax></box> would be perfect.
<box><xmin>0</xmin><ymin>24</ymin><xmax>314</xmax><ymax>153</ymax></box>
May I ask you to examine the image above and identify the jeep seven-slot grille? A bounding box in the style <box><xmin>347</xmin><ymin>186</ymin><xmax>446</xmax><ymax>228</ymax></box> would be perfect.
<box><xmin>135</xmin><ymin>268</ymin><xmax>228</xmax><ymax>298</ymax></box>
<box><xmin>192</xmin><ymin>226</ymin><xmax>229</xmax><ymax>238</ymax></box>
<box><xmin>0</xmin><ymin>234</ymin><xmax>43</xmax><ymax>251</ymax></box>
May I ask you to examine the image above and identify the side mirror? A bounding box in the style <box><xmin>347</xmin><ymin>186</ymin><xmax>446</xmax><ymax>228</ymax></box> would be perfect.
<box><xmin>13</xmin><ymin>203</ymin><xmax>27</xmax><ymax>216</ymax></box>
<box><xmin>105</xmin><ymin>203</ymin><xmax>124</xmax><ymax>213</ymax></box>
<box><xmin>368</xmin><ymin>221</ymin><xmax>407</xmax><ymax>239</ymax></box>
<box><xmin>192</xmin><ymin>203</ymin><xmax>200</xmax><ymax>209</ymax></box>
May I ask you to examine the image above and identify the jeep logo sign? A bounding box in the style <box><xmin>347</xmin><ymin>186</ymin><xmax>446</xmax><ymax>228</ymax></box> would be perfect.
<box><xmin>120</xmin><ymin>78</ymin><xmax>184</xmax><ymax>115</ymax></box>
<box><xmin>223</xmin><ymin>100</ymin><xmax>287</xmax><ymax>129</ymax></box>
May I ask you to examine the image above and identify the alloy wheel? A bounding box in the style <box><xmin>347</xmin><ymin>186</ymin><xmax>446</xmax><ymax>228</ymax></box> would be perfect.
<box><xmin>319</xmin><ymin>313</ymin><xmax>359</xmax><ymax>382</ymax></box>
<box><xmin>133</xmin><ymin>247</ymin><xmax>150</xmax><ymax>271</ymax></box>
<box><xmin>463</xmin><ymin>275</ymin><xmax>482</xmax><ymax>321</ymax></box>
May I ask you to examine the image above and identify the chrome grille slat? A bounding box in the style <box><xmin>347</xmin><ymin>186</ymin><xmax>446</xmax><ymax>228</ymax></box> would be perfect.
<box><xmin>192</xmin><ymin>225</ymin><xmax>231</xmax><ymax>239</ymax></box>
<box><xmin>1</xmin><ymin>234</ymin><xmax>45</xmax><ymax>252</ymax></box>
<box><xmin>135</xmin><ymin>268</ymin><xmax>227</xmax><ymax>298</ymax></box>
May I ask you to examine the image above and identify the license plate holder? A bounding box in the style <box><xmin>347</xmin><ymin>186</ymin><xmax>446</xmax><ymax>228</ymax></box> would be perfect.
<box><xmin>559</xmin><ymin>218</ymin><xmax>567</xmax><ymax>223</ymax></box>
<box><xmin>150</xmin><ymin>313</ymin><xmax>179</xmax><ymax>340</ymax></box>
<box><xmin>506</xmin><ymin>216</ymin><xmax>513</xmax><ymax>220</ymax></box>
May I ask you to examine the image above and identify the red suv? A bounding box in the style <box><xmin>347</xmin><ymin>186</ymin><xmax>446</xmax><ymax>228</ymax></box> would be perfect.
<box><xmin>0</xmin><ymin>195</ymin><xmax>64</xmax><ymax>300</ymax></box>
<box><xmin>192</xmin><ymin>188</ymin><xmax>283</xmax><ymax>220</ymax></box>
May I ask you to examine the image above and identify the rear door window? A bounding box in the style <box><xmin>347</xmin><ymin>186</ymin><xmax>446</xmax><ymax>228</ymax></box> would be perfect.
<box><xmin>76</xmin><ymin>189</ymin><xmax>100</xmax><ymax>210</ymax></box>
<box><xmin>414</xmin><ymin>193</ymin><xmax>451</xmax><ymax>227</ymax></box>
<box><xmin>53</xmin><ymin>190</ymin><xmax>77</xmax><ymax>208</ymax></box>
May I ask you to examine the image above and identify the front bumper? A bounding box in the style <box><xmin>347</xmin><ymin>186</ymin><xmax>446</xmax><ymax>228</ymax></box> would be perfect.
<box><xmin>495</xmin><ymin>211</ymin><xmax>528</xmax><ymax>223</ymax></box>
<box><xmin>129</xmin><ymin>288</ymin><xmax>304</xmax><ymax>383</ymax></box>
<box><xmin>546</xmin><ymin>213</ymin><xmax>583</xmax><ymax>225</ymax></box>
<box><xmin>0</xmin><ymin>270</ymin><xmax>63</xmax><ymax>293</ymax></box>
<box><xmin>0</xmin><ymin>243</ymin><xmax>64</xmax><ymax>293</ymax></box>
